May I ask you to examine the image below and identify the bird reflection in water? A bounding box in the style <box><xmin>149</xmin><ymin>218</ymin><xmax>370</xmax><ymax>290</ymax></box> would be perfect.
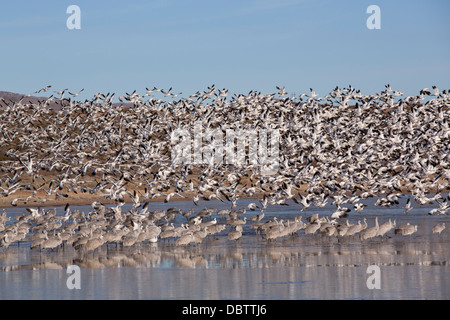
<box><xmin>1</xmin><ymin>234</ymin><xmax>449</xmax><ymax>271</ymax></box>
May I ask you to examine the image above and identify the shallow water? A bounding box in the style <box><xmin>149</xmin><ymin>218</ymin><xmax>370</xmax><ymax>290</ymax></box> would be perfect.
<box><xmin>1</xmin><ymin>199</ymin><xmax>449</xmax><ymax>299</ymax></box>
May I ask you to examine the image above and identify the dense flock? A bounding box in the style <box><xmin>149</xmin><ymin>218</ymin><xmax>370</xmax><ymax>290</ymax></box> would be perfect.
<box><xmin>0</xmin><ymin>84</ymin><xmax>449</xmax><ymax>250</ymax></box>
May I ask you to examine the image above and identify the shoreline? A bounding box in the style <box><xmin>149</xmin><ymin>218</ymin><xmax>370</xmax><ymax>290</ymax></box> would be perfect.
<box><xmin>0</xmin><ymin>197</ymin><xmax>270</xmax><ymax>210</ymax></box>
<box><xmin>0</xmin><ymin>190</ymin><xmax>264</xmax><ymax>210</ymax></box>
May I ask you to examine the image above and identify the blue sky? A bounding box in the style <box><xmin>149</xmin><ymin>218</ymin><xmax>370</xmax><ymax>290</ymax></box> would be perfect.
<box><xmin>0</xmin><ymin>0</ymin><xmax>449</xmax><ymax>100</ymax></box>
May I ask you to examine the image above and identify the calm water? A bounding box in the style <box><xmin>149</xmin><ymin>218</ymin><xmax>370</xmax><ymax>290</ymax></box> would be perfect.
<box><xmin>1</xmin><ymin>199</ymin><xmax>449</xmax><ymax>299</ymax></box>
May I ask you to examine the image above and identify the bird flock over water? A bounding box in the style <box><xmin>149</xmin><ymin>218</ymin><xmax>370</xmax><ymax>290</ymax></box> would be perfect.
<box><xmin>0</xmin><ymin>84</ymin><xmax>449</xmax><ymax>250</ymax></box>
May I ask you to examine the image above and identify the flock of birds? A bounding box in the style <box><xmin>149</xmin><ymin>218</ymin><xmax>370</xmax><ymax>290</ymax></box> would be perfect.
<box><xmin>0</xmin><ymin>84</ymin><xmax>449</xmax><ymax>252</ymax></box>
<box><xmin>0</xmin><ymin>204</ymin><xmax>446</xmax><ymax>252</ymax></box>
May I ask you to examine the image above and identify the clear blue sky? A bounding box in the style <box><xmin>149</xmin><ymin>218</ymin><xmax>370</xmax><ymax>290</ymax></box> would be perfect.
<box><xmin>1</xmin><ymin>0</ymin><xmax>449</xmax><ymax>100</ymax></box>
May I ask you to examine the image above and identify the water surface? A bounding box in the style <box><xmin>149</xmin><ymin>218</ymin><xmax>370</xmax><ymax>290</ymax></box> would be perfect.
<box><xmin>1</xmin><ymin>199</ymin><xmax>449</xmax><ymax>299</ymax></box>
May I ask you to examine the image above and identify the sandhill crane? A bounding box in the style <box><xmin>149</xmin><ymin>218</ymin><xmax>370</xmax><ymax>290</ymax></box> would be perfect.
<box><xmin>122</xmin><ymin>229</ymin><xmax>140</xmax><ymax>247</ymax></box>
<box><xmin>251</xmin><ymin>213</ymin><xmax>264</xmax><ymax>222</ymax></box>
<box><xmin>228</xmin><ymin>226</ymin><xmax>243</xmax><ymax>241</ymax></box>
<box><xmin>306</xmin><ymin>213</ymin><xmax>319</xmax><ymax>223</ymax></box>
<box><xmin>206</xmin><ymin>224</ymin><xmax>226</xmax><ymax>236</ymax></box>
<box><xmin>176</xmin><ymin>231</ymin><xmax>195</xmax><ymax>246</ymax></box>
<box><xmin>160</xmin><ymin>229</ymin><xmax>178</xmax><ymax>240</ymax></box>
<box><xmin>30</xmin><ymin>237</ymin><xmax>47</xmax><ymax>250</ymax></box>
<box><xmin>103</xmin><ymin>226</ymin><xmax>129</xmax><ymax>245</ymax></box>
<box><xmin>142</xmin><ymin>225</ymin><xmax>161</xmax><ymax>243</ymax></box>
<box><xmin>29</xmin><ymin>230</ymin><xmax>48</xmax><ymax>242</ymax></box>
<box><xmin>227</xmin><ymin>217</ymin><xmax>247</xmax><ymax>227</ymax></box>
<box><xmin>85</xmin><ymin>234</ymin><xmax>105</xmax><ymax>252</ymax></box>
<box><xmin>319</xmin><ymin>218</ymin><xmax>335</xmax><ymax>233</ymax></box>
<box><xmin>346</xmin><ymin>219</ymin><xmax>367</xmax><ymax>237</ymax></box>
<box><xmin>304</xmin><ymin>221</ymin><xmax>321</xmax><ymax>235</ymax></box>
<box><xmin>265</xmin><ymin>223</ymin><xmax>284</xmax><ymax>240</ymax></box>
<box><xmin>360</xmin><ymin>217</ymin><xmax>379</xmax><ymax>240</ymax></box>
<box><xmin>377</xmin><ymin>219</ymin><xmax>396</xmax><ymax>237</ymax></box>
<box><xmin>193</xmin><ymin>227</ymin><xmax>208</xmax><ymax>243</ymax></box>
<box><xmin>337</xmin><ymin>220</ymin><xmax>352</xmax><ymax>237</ymax></box>
<box><xmin>432</xmin><ymin>223</ymin><xmax>445</xmax><ymax>235</ymax></box>
<box><xmin>217</xmin><ymin>209</ymin><xmax>230</xmax><ymax>215</ymax></box>
<box><xmin>196</xmin><ymin>208</ymin><xmax>216</xmax><ymax>218</ymax></box>
<box><xmin>41</xmin><ymin>233</ymin><xmax>63</xmax><ymax>250</ymax></box>
<box><xmin>395</xmin><ymin>223</ymin><xmax>418</xmax><ymax>236</ymax></box>
<box><xmin>65</xmin><ymin>232</ymin><xmax>81</xmax><ymax>247</ymax></box>
<box><xmin>0</xmin><ymin>233</ymin><xmax>12</xmax><ymax>248</ymax></box>
<box><xmin>324</xmin><ymin>225</ymin><xmax>337</xmax><ymax>237</ymax></box>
